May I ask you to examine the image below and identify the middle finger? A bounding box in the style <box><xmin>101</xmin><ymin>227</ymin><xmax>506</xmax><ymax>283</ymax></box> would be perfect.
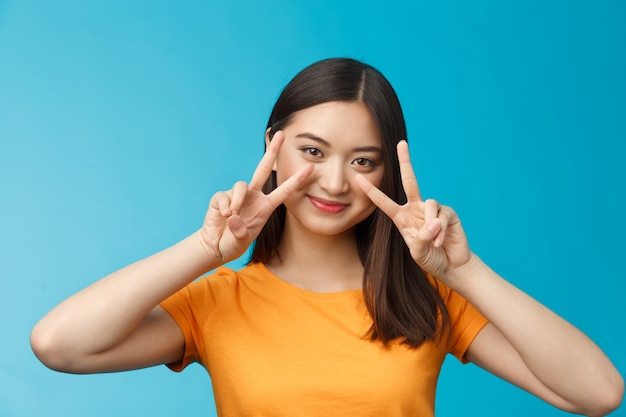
<box><xmin>397</xmin><ymin>141</ymin><xmax>423</xmax><ymax>204</ymax></box>
<box><xmin>249</xmin><ymin>131</ymin><xmax>285</xmax><ymax>190</ymax></box>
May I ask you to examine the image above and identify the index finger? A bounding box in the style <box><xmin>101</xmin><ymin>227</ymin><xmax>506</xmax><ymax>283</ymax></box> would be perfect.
<box><xmin>265</xmin><ymin>163</ymin><xmax>314</xmax><ymax>209</ymax></box>
<box><xmin>355</xmin><ymin>174</ymin><xmax>401</xmax><ymax>219</ymax></box>
<box><xmin>397</xmin><ymin>141</ymin><xmax>423</xmax><ymax>203</ymax></box>
<box><xmin>249</xmin><ymin>130</ymin><xmax>285</xmax><ymax>190</ymax></box>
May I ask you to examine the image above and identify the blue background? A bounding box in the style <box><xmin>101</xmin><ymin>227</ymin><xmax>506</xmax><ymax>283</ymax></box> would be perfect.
<box><xmin>1</xmin><ymin>1</ymin><xmax>624</xmax><ymax>416</ymax></box>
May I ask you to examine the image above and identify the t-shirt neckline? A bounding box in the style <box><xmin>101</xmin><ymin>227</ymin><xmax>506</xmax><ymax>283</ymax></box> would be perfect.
<box><xmin>249</xmin><ymin>262</ymin><xmax>363</xmax><ymax>301</ymax></box>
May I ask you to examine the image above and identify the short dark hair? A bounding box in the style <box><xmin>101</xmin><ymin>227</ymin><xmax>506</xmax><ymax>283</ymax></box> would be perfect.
<box><xmin>250</xmin><ymin>58</ymin><xmax>449</xmax><ymax>348</ymax></box>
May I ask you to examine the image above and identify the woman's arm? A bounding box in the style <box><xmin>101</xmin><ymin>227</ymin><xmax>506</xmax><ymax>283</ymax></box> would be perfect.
<box><xmin>459</xmin><ymin>255</ymin><xmax>624</xmax><ymax>416</ymax></box>
<box><xmin>31</xmin><ymin>132</ymin><xmax>313</xmax><ymax>374</ymax></box>
<box><xmin>30</xmin><ymin>232</ymin><xmax>215</xmax><ymax>373</ymax></box>
<box><xmin>356</xmin><ymin>141</ymin><xmax>624</xmax><ymax>415</ymax></box>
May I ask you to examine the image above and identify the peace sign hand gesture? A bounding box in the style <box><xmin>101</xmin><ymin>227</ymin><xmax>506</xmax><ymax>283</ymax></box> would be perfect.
<box><xmin>199</xmin><ymin>132</ymin><xmax>313</xmax><ymax>265</ymax></box>
<box><xmin>355</xmin><ymin>141</ymin><xmax>472</xmax><ymax>285</ymax></box>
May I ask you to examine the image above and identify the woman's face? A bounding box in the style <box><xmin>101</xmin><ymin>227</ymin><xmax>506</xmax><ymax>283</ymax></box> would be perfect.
<box><xmin>271</xmin><ymin>100</ymin><xmax>385</xmax><ymax>238</ymax></box>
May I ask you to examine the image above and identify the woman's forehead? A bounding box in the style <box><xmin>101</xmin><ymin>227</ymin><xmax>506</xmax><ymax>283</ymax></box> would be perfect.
<box><xmin>285</xmin><ymin>101</ymin><xmax>383</xmax><ymax>148</ymax></box>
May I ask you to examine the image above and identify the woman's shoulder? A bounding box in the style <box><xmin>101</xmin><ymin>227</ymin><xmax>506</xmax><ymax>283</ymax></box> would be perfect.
<box><xmin>427</xmin><ymin>273</ymin><xmax>481</xmax><ymax>315</ymax></box>
<box><xmin>195</xmin><ymin>262</ymin><xmax>266</xmax><ymax>289</ymax></box>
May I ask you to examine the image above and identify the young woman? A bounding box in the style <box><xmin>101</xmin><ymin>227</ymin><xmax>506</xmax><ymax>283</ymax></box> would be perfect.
<box><xmin>31</xmin><ymin>58</ymin><xmax>623</xmax><ymax>416</ymax></box>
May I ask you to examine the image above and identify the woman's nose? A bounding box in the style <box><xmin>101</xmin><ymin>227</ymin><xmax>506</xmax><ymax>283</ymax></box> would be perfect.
<box><xmin>317</xmin><ymin>161</ymin><xmax>349</xmax><ymax>195</ymax></box>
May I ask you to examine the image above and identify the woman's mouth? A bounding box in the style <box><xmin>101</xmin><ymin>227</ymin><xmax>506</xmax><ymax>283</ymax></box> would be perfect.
<box><xmin>307</xmin><ymin>196</ymin><xmax>348</xmax><ymax>214</ymax></box>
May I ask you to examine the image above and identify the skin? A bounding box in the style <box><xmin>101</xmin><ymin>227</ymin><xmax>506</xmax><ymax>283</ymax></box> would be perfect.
<box><xmin>31</xmin><ymin>101</ymin><xmax>623</xmax><ymax>415</ymax></box>
<box><xmin>30</xmin><ymin>132</ymin><xmax>314</xmax><ymax>373</ymax></box>
<box><xmin>355</xmin><ymin>140</ymin><xmax>624</xmax><ymax>416</ymax></box>
<box><xmin>266</xmin><ymin>101</ymin><xmax>385</xmax><ymax>292</ymax></box>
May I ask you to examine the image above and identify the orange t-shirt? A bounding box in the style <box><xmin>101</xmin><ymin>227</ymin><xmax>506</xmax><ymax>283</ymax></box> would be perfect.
<box><xmin>160</xmin><ymin>262</ymin><xmax>488</xmax><ymax>416</ymax></box>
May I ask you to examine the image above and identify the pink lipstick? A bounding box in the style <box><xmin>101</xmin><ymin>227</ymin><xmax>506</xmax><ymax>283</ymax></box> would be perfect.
<box><xmin>308</xmin><ymin>196</ymin><xmax>348</xmax><ymax>214</ymax></box>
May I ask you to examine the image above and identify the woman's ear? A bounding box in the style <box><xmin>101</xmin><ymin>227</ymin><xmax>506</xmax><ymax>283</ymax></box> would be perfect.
<box><xmin>265</xmin><ymin>127</ymin><xmax>278</xmax><ymax>171</ymax></box>
<box><xmin>265</xmin><ymin>127</ymin><xmax>272</xmax><ymax>149</ymax></box>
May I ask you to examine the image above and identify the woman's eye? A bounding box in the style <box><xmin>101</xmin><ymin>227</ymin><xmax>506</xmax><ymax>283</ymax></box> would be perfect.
<box><xmin>302</xmin><ymin>147</ymin><xmax>323</xmax><ymax>157</ymax></box>
<box><xmin>352</xmin><ymin>158</ymin><xmax>377</xmax><ymax>167</ymax></box>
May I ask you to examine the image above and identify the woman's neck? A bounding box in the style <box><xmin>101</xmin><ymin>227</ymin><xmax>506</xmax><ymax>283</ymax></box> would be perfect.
<box><xmin>265</xmin><ymin>217</ymin><xmax>364</xmax><ymax>293</ymax></box>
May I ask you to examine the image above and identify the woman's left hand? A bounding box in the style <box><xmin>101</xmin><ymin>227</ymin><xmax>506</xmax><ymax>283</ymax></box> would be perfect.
<box><xmin>355</xmin><ymin>141</ymin><xmax>472</xmax><ymax>284</ymax></box>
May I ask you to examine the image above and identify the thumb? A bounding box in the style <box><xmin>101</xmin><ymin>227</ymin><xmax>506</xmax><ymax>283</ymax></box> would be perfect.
<box><xmin>418</xmin><ymin>218</ymin><xmax>441</xmax><ymax>248</ymax></box>
<box><xmin>227</xmin><ymin>214</ymin><xmax>248</xmax><ymax>240</ymax></box>
<box><xmin>408</xmin><ymin>218</ymin><xmax>442</xmax><ymax>268</ymax></box>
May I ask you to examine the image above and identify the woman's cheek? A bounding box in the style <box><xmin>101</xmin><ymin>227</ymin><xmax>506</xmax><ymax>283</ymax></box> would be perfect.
<box><xmin>275</xmin><ymin>152</ymin><xmax>308</xmax><ymax>186</ymax></box>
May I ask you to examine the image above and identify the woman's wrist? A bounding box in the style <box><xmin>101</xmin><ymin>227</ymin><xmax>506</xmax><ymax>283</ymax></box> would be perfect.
<box><xmin>443</xmin><ymin>252</ymin><xmax>485</xmax><ymax>293</ymax></box>
<box><xmin>191</xmin><ymin>230</ymin><xmax>226</xmax><ymax>272</ymax></box>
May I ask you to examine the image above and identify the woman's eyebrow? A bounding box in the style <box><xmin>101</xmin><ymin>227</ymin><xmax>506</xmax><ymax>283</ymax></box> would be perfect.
<box><xmin>295</xmin><ymin>132</ymin><xmax>330</xmax><ymax>146</ymax></box>
<box><xmin>355</xmin><ymin>145</ymin><xmax>383</xmax><ymax>154</ymax></box>
<box><xmin>294</xmin><ymin>132</ymin><xmax>382</xmax><ymax>153</ymax></box>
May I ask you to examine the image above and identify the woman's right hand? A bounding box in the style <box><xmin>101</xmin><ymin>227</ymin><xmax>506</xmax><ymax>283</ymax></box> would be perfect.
<box><xmin>31</xmin><ymin>132</ymin><xmax>311</xmax><ymax>374</ymax></box>
<box><xmin>200</xmin><ymin>131</ymin><xmax>312</xmax><ymax>264</ymax></box>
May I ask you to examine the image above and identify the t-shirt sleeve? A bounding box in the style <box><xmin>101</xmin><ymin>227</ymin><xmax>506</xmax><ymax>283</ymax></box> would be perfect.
<box><xmin>442</xmin><ymin>283</ymin><xmax>489</xmax><ymax>363</ymax></box>
<box><xmin>159</xmin><ymin>268</ymin><xmax>231</xmax><ymax>372</ymax></box>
